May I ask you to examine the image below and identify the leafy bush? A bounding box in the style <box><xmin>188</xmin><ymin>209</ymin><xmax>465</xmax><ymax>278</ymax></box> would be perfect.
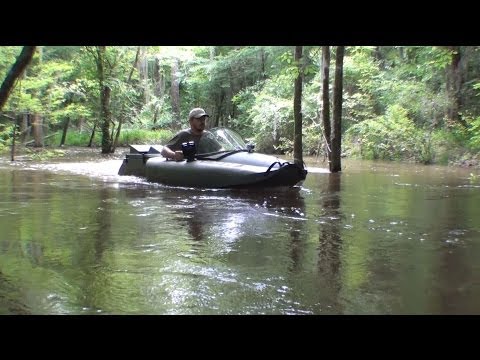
<box><xmin>345</xmin><ymin>104</ymin><xmax>418</xmax><ymax>160</ymax></box>
<box><xmin>467</xmin><ymin>116</ymin><xmax>480</xmax><ymax>151</ymax></box>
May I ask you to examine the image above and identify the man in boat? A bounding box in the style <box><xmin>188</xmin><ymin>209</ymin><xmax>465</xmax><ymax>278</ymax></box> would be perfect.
<box><xmin>160</xmin><ymin>107</ymin><xmax>210</xmax><ymax>161</ymax></box>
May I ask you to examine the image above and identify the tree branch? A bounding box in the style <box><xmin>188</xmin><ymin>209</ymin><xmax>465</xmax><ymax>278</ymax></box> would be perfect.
<box><xmin>0</xmin><ymin>46</ymin><xmax>36</xmax><ymax>111</ymax></box>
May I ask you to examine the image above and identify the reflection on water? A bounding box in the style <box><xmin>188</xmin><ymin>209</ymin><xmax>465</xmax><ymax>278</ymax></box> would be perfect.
<box><xmin>0</xmin><ymin>156</ymin><xmax>480</xmax><ymax>314</ymax></box>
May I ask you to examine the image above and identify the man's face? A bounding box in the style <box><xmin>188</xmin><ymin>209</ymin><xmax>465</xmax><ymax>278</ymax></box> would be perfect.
<box><xmin>191</xmin><ymin>115</ymin><xmax>207</xmax><ymax>132</ymax></box>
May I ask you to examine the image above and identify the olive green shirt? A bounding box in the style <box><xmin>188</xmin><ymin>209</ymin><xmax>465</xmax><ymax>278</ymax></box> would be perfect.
<box><xmin>164</xmin><ymin>129</ymin><xmax>207</xmax><ymax>151</ymax></box>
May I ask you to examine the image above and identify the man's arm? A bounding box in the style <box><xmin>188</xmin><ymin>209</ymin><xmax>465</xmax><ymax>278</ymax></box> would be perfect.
<box><xmin>161</xmin><ymin>146</ymin><xmax>183</xmax><ymax>161</ymax></box>
<box><xmin>162</xmin><ymin>131</ymin><xmax>189</xmax><ymax>161</ymax></box>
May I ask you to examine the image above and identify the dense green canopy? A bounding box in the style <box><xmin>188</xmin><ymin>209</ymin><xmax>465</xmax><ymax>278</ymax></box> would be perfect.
<box><xmin>1</xmin><ymin>46</ymin><xmax>479</xmax><ymax>166</ymax></box>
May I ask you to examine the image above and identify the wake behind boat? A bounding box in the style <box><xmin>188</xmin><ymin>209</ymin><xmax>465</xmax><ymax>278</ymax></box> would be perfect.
<box><xmin>118</xmin><ymin>127</ymin><xmax>307</xmax><ymax>188</ymax></box>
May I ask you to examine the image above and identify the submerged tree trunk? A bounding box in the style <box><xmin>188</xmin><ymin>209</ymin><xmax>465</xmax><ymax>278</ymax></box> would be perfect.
<box><xmin>330</xmin><ymin>46</ymin><xmax>344</xmax><ymax>173</ymax></box>
<box><xmin>321</xmin><ymin>46</ymin><xmax>331</xmax><ymax>163</ymax></box>
<box><xmin>293</xmin><ymin>46</ymin><xmax>304</xmax><ymax>167</ymax></box>
<box><xmin>0</xmin><ymin>46</ymin><xmax>36</xmax><ymax>111</ymax></box>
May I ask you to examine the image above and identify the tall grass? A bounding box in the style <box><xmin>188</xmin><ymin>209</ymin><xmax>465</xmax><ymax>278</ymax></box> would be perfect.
<box><xmin>117</xmin><ymin>129</ymin><xmax>174</xmax><ymax>146</ymax></box>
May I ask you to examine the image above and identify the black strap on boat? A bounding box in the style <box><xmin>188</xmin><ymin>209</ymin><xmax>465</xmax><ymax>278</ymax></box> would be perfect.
<box><xmin>196</xmin><ymin>149</ymin><xmax>249</xmax><ymax>161</ymax></box>
<box><xmin>265</xmin><ymin>161</ymin><xmax>290</xmax><ymax>175</ymax></box>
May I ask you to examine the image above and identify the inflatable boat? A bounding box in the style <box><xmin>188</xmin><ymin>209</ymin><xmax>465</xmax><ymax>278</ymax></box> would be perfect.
<box><xmin>118</xmin><ymin>127</ymin><xmax>307</xmax><ymax>188</ymax></box>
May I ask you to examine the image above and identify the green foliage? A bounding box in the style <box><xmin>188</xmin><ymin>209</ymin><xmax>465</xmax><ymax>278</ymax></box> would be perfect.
<box><xmin>0</xmin><ymin>123</ymin><xmax>15</xmax><ymax>152</ymax></box>
<box><xmin>303</xmin><ymin>123</ymin><xmax>324</xmax><ymax>156</ymax></box>
<box><xmin>137</xmin><ymin>96</ymin><xmax>174</xmax><ymax>129</ymax></box>
<box><xmin>279</xmin><ymin>49</ymin><xmax>302</xmax><ymax>80</ymax></box>
<box><xmin>345</xmin><ymin>105</ymin><xmax>419</xmax><ymax>161</ymax></box>
<box><xmin>49</xmin><ymin>131</ymin><xmax>101</xmax><ymax>147</ymax></box>
<box><xmin>42</xmin><ymin>46</ymin><xmax>82</xmax><ymax>61</ymax></box>
<box><xmin>51</xmin><ymin>103</ymin><xmax>91</xmax><ymax>123</ymax></box>
<box><xmin>466</xmin><ymin>116</ymin><xmax>480</xmax><ymax>150</ymax></box>
<box><xmin>2</xmin><ymin>45</ymin><xmax>480</xmax><ymax>165</ymax></box>
<box><xmin>0</xmin><ymin>46</ymin><xmax>23</xmax><ymax>78</ymax></box>
<box><xmin>373</xmin><ymin>78</ymin><xmax>446</xmax><ymax>127</ymax></box>
<box><xmin>344</xmin><ymin>47</ymin><xmax>381</xmax><ymax>94</ymax></box>
<box><xmin>247</xmin><ymin>74</ymin><xmax>295</xmax><ymax>153</ymax></box>
<box><xmin>116</xmin><ymin>128</ymin><xmax>174</xmax><ymax>146</ymax></box>
<box><xmin>231</xmin><ymin>83</ymin><xmax>263</xmax><ymax>136</ymax></box>
<box><xmin>415</xmin><ymin>133</ymin><xmax>435</xmax><ymax>165</ymax></box>
<box><xmin>428</xmin><ymin>128</ymin><xmax>463</xmax><ymax>165</ymax></box>
<box><xmin>4</xmin><ymin>59</ymin><xmax>82</xmax><ymax>125</ymax></box>
<box><xmin>7</xmin><ymin>91</ymin><xmax>43</xmax><ymax>113</ymax></box>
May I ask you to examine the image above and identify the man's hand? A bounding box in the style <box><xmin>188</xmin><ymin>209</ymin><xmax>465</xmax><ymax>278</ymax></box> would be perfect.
<box><xmin>173</xmin><ymin>150</ymin><xmax>184</xmax><ymax>161</ymax></box>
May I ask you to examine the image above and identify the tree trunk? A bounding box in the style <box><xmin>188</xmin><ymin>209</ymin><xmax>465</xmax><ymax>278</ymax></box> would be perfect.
<box><xmin>260</xmin><ymin>47</ymin><xmax>267</xmax><ymax>80</ymax></box>
<box><xmin>293</xmin><ymin>46</ymin><xmax>304</xmax><ymax>167</ymax></box>
<box><xmin>88</xmin><ymin>122</ymin><xmax>97</xmax><ymax>147</ymax></box>
<box><xmin>11</xmin><ymin>117</ymin><xmax>17</xmax><ymax>161</ymax></box>
<box><xmin>214</xmin><ymin>91</ymin><xmax>225</xmax><ymax>128</ymax></box>
<box><xmin>321</xmin><ymin>46</ymin><xmax>331</xmax><ymax>163</ymax></box>
<box><xmin>113</xmin><ymin>120</ymin><xmax>122</xmax><ymax>151</ymax></box>
<box><xmin>100</xmin><ymin>85</ymin><xmax>112</xmax><ymax>153</ymax></box>
<box><xmin>446</xmin><ymin>46</ymin><xmax>466</xmax><ymax>127</ymax></box>
<box><xmin>96</xmin><ymin>46</ymin><xmax>113</xmax><ymax>154</ymax></box>
<box><xmin>129</xmin><ymin>46</ymin><xmax>140</xmax><ymax>84</ymax></box>
<box><xmin>20</xmin><ymin>113</ymin><xmax>28</xmax><ymax>143</ymax></box>
<box><xmin>113</xmin><ymin>47</ymin><xmax>143</xmax><ymax>152</ymax></box>
<box><xmin>170</xmin><ymin>58</ymin><xmax>180</xmax><ymax>126</ymax></box>
<box><xmin>374</xmin><ymin>46</ymin><xmax>385</xmax><ymax>70</ymax></box>
<box><xmin>331</xmin><ymin>46</ymin><xmax>345</xmax><ymax>173</ymax></box>
<box><xmin>60</xmin><ymin>117</ymin><xmax>70</xmax><ymax>146</ymax></box>
<box><xmin>32</xmin><ymin>113</ymin><xmax>44</xmax><ymax>147</ymax></box>
<box><xmin>78</xmin><ymin>117</ymin><xmax>85</xmax><ymax>131</ymax></box>
<box><xmin>138</xmin><ymin>46</ymin><xmax>149</xmax><ymax>104</ymax></box>
<box><xmin>153</xmin><ymin>56</ymin><xmax>163</xmax><ymax>98</ymax></box>
<box><xmin>0</xmin><ymin>46</ymin><xmax>36</xmax><ymax>111</ymax></box>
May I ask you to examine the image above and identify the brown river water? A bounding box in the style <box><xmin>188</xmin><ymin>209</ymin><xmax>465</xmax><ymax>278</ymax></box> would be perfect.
<box><xmin>1</xmin><ymin>150</ymin><xmax>480</xmax><ymax>314</ymax></box>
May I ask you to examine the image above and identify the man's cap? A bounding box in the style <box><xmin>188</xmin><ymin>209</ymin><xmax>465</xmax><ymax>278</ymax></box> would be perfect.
<box><xmin>189</xmin><ymin>108</ymin><xmax>209</xmax><ymax>119</ymax></box>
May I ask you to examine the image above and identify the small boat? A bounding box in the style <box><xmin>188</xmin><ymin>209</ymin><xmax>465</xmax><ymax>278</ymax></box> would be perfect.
<box><xmin>118</xmin><ymin>127</ymin><xmax>307</xmax><ymax>188</ymax></box>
